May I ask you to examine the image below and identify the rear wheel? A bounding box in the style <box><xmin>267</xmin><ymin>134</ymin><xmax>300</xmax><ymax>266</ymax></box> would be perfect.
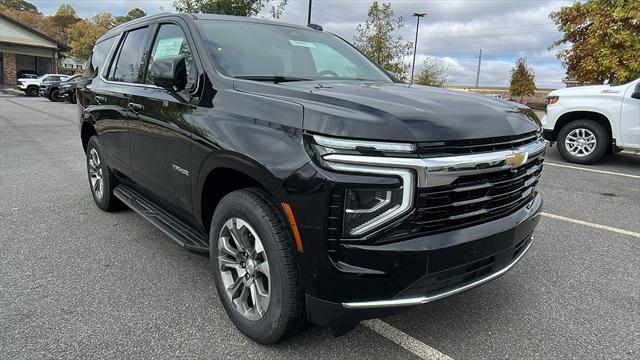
<box><xmin>210</xmin><ymin>188</ymin><xmax>305</xmax><ymax>344</ymax></box>
<box><xmin>86</xmin><ymin>136</ymin><xmax>122</xmax><ymax>211</ymax></box>
<box><xmin>557</xmin><ymin>119</ymin><xmax>609</xmax><ymax>164</ymax></box>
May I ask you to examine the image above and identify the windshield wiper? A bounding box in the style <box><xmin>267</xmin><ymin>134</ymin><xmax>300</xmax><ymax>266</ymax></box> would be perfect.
<box><xmin>234</xmin><ymin>75</ymin><xmax>311</xmax><ymax>83</ymax></box>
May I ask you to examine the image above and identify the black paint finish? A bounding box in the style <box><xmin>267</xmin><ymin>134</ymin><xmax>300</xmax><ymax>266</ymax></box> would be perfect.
<box><xmin>78</xmin><ymin>13</ymin><xmax>543</xmax><ymax>326</ymax></box>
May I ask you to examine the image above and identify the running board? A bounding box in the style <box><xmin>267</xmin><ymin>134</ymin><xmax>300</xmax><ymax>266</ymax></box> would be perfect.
<box><xmin>114</xmin><ymin>185</ymin><xmax>209</xmax><ymax>253</ymax></box>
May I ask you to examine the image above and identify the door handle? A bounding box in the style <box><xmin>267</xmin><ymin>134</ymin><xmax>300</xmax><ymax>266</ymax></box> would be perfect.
<box><xmin>128</xmin><ymin>102</ymin><xmax>144</xmax><ymax>113</ymax></box>
<box><xmin>94</xmin><ymin>95</ymin><xmax>106</xmax><ymax>104</ymax></box>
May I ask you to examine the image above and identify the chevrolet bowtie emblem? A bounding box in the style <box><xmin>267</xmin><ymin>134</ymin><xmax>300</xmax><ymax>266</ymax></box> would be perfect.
<box><xmin>506</xmin><ymin>151</ymin><xmax>528</xmax><ymax>168</ymax></box>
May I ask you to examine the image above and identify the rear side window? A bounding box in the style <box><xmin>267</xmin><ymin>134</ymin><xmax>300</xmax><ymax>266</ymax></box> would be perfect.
<box><xmin>85</xmin><ymin>36</ymin><xmax>116</xmax><ymax>79</ymax></box>
<box><xmin>145</xmin><ymin>23</ymin><xmax>197</xmax><ymax>90</ymax></box>
<box><xmin>108</xmin><ymin>27</ymin><xmax>150</xmax><ymax>83</ymax></box>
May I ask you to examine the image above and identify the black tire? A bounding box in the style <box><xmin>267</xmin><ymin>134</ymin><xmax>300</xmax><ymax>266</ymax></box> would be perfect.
<box><xmin>26</xmin><ymin>86</ymin><xmax>38</xmax><ymax>97</ymax></box>
<box><xmin>86</xmin><ymin>136</ymin><xmax>122</xmax><ymax>211</ymax></box>
<box><xmin>557</xmin><ymin>119</ymin><xmax>609</xmax><ymax>164</ymax></box>
<box><xmin>69</xmin><ymin>91</ymin><xmax>77</xmax><ymax>104</ymax></box>
<box><xmin>209</xmin><ymin>188</ymin><xmax>305</xmax><ymax>344</ymax></box>
<box><xmin>49</xmin><ymin>89</ymin><xmax>63</xmax><ymax>102</ymax></box>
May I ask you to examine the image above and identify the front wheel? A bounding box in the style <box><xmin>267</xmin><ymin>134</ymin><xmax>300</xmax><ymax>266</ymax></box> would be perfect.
<box><xmin>210</xmin><ymin>188</ymin><xmax>305</xmax><ymax>344</ymax></box>
<box><xmin>557</xmin><ymin>119</ymin><xmax>609</xmax><ymax>164</ymax></box>
<box><xmin>49</xmin><ymin>89</ymin><xmax>64</xmax><ymax>102</ymax></box>
<box><xmin>26</xmin><ymin>86</ymin><xmax>38</xmax><ymax>97</ymax></box>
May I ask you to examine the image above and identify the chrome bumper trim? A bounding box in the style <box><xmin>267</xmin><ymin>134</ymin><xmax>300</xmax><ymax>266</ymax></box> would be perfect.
<box><xmin>342</xmin><ymin>237</ymin><xmax>534</xmax><ymax>309</ymax></box>
<box><xmin>323</xmin><ymin>138</ymin><xmax>546</xmax><ymax>188</ymax></box>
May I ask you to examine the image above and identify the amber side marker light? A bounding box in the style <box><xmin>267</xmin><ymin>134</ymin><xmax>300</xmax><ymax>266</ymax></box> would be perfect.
<box><xmin>281</xmin><ymin>203</ymin><xmax>304</xmax><ymax>252</ymax></box>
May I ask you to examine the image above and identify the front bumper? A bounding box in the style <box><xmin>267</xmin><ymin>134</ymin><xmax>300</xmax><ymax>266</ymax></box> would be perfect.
<box><xmin>305</xmin><ymin>192</ymin><xmax>542</xmax><ymax>326</ymax></box>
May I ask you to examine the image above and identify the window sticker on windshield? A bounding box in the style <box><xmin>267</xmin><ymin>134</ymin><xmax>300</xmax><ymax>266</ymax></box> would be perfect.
<box><xmin>289</xmin><ymin>40</ymin><xmax>317</xmax><ymax>48</ymax></box>
<box><xmin>155</xmin><ymin>37</ymin><xmax>184</xmax><ymax>58</ymax></box>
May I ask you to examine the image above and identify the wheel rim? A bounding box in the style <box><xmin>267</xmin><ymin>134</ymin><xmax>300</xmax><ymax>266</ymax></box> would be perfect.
<box><xmin>28</xmin><ymin>88</ymin><xmax>37</xmax><ymax>96</ymax></box>
<box><xmin>565</xmin><ymin>128</ymin><xmax>597</xmax><ymax>157</ymax></box>
<box><xmin>88</xmin><ymin>148</ymin><xmax>104</xmax><ymax>200</ymax></box>
<box><xmin>217</xmin><ymin>218</ymin><xmax>270</xmax><ymax>321</ymax></box>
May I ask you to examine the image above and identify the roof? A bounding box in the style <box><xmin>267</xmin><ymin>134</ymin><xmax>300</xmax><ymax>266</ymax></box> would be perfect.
<box><xmin>98</xmin><ymin>12</ymin><xmax>312</xmax><ymax>43</ymax></box>
<box><xmin>0</xmin><ymin>13</ymin><xmax>71</xmax><ymax>52</ymax></box>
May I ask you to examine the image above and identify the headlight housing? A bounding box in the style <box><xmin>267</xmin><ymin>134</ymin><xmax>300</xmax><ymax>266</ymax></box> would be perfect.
<box><xmin>309</xmin><ymin>134</ymin><xmax>416</xmax><ymax>237</ymax></box>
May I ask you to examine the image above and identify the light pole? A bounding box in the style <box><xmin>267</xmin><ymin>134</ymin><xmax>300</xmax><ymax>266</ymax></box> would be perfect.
<box><xmin>410</xmin><ymin>12</ymin><xmax>427</xmax><ymax>85</ymax></box>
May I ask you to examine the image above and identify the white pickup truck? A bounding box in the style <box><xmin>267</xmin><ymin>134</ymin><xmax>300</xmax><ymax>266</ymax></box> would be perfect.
<box><xmin>542</xmin><ymin>78</ymin><xmax>640</xmax><ymax>164</ymax></box>
<box><xmin>17</xmin><ymin>74</ymin><xmax>69</xmax><ymax>97</ymax></box>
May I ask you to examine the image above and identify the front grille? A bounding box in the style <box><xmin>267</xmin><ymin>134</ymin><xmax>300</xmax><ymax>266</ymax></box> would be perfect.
<box><xmin>411</xmin><ymin>157</ymin><xmax>543</xmax><ymax>236</ymax></box>
<box><xmin>417</xmin><ymin>131</ymin><xmax>539</xmax><ymax>156</ymax></box>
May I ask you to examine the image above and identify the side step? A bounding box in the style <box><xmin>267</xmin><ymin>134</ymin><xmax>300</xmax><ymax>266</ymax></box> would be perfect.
<box><xmin>114</xmin><ymin>185</ymin><xmax>209</xmax><ymax>253</ymax></box>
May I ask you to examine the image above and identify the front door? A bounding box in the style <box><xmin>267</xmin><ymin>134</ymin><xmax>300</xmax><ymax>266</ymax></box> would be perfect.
<box><xmin>620</xmin><ymin>81</ymin><xmax>640</xmax><ymax>149</ymax></box>
<box><xmin>128</xmin><ymin>21</ymin><xmax>201</xmax><ymax>214</ymax></box>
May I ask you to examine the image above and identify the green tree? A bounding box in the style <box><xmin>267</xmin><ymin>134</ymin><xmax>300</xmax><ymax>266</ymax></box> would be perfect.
<box><xmin>415</xmin><ymin>57</ymin><xmax>448</xmax><ymax>87</ymax></box>
<box><xmin>50</xmin><ymin>3</ymin><xmax>79</xmax><ymax>42</ymax></box>
<box><xmin>67</xmin><ymin>19</ymin><xmax>109</xmax><ymax>59</ymax></box>
<box><xmin>115</xmin><ymin>8</ymin><xmax>147</xmax><ymax>25</ymax></box>
<box><xmin>92</xmin><ymin>12</ymin><xmax>115</xmax><ymax>29</ymax></box>
<box><xmin>173</xmin><ymin>0</ymin><xmax>288</xmax><ymax>18</ymax></box>
<box><xmin>509</xmin><ymin>57</ymin><xmax>536</xmax><ymax>103</ymax></box>
<box><xmin>0</xmin><ymin>0</ymin><xmax>37</xmax><ymax>12</ymax></box>
<box><xmin>550</xmin><ymin>0</ymin><xmax>640</xmax><ymax>84</ymax></box>
<box><xmin>353</xmin><ymin>1</ymin><xmax>412</xmax><ymax>80</ymax></box>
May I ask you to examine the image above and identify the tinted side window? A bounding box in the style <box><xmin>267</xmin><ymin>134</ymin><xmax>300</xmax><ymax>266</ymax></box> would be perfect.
<box><xmin>86</xmin><ymin>36</ymin><xmax>116</xmax><ymax>79</ymax></box>
<box><xmin>109</xmin><ymin>27</ymin><xmax>150</xmax><ymax>83</ymax></box>
<box><xmin>146</xmin><ymin>23</ymin><xmax>197</xmax><ymax>90</ymax></box>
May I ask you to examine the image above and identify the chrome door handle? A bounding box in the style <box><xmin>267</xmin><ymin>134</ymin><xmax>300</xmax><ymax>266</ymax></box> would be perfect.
<box><xmin>128</xmin><ymin>102</ymin><xmax>144</xmax><ymax>112</ymax></box>
<box><xmin>94</xmin><ymin>95</ymin><xmax>106</xmax><ymax>104</ymax></box>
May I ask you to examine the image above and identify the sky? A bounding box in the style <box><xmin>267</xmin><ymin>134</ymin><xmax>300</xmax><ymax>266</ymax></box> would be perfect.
<box><xmin>30</xmin><ymin>0</ymin><xmax>573</xmax><ymax>89</ymax></box>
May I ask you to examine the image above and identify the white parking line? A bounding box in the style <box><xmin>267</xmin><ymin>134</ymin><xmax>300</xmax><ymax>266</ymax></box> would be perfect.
<box><xmin>540</xmin><ymin>212</ymin><xmax>640</xmax><ymax>238</ymax></box>
<box><xmin>363</xmin><ymin>319</ymin><xmax>453</xmax><ymax>360</ymax></box>
<box><xmin>544</xmin><ymin>162</ymin><xmax>640</xmax><ymax>179</ymax></box>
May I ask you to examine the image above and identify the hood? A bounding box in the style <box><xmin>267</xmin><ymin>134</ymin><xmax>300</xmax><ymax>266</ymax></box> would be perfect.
<box><xmin>549</xmin><ymin>79</ymin><xmax>640</xmax><ymax>97</ymax></box>
<box><xmin>235</xmin><ymin>81</ymin><xmax>540</xmax><ymax>142</ymax></box>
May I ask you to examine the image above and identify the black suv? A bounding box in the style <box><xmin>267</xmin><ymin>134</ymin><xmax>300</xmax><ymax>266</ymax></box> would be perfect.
<box><xmin>78</xmin><ymin>14</ymin><xmax>544</xmax><ymax>344</ymax></box>
<box><xmin>41</xmin><ymin>74</ymin><xmax>81</xmax><ymax>102</ymax></box>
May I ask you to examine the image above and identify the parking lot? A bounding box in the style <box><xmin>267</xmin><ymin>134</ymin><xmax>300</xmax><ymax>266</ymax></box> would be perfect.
<box><xmin>1</xmin><ymin>94</ymin><xmax>638</xmax><ymax>359</ymax></box>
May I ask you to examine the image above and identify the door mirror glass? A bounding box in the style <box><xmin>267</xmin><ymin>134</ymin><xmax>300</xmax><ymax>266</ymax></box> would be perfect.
<box><xmin>632</xmin><ymin>83</ymin><xmax>640</xmax><ymax>99</ymax></box>
<box><xmin>149</xmin><ymin>55</ymin><xmax>187</xmax><ymax>92</ymax></box>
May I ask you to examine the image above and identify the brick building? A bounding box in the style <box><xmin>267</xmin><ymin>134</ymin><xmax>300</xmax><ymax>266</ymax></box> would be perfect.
<box><xmin>0</xmin><ymin>13</ymin><xmax>70</xmax><ymax>85</ymax></box>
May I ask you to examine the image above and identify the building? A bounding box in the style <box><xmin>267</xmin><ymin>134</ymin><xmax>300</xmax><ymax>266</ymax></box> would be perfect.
<box><xmin>60</xmin><ymin>56</ymin><xmax>85</xmax><ymax>74</ymax></box>
<box><xmin>0</xmin><ymin>13</ymin><xmax>70</xmax><ymax>85</ymax></box>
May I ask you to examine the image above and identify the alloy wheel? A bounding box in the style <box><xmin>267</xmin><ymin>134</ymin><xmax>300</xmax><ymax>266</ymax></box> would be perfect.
<box><xmin>565</xmin><ymin>128</ymin><xmax>596</xmax><ymax>157</ymax></box>
<box><xmin>217</xmin><ymin>218</ymin><xmax>271</xmax><ymax>321</ymax></box>
<box><xmin>88</xmin><ymin>148</ymin><xmax>104</xmax><ymax>200</ymax></box>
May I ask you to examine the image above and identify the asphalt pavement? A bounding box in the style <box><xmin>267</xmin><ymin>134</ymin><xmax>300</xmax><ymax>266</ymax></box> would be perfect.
<box><xmin>1</xmin><ymin>95</ymin><xmax>638</xmax><ymax>359</ymax></box>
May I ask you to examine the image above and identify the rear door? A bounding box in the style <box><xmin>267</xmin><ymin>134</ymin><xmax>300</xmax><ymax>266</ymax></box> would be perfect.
<box><xmin>620</xmin><ymin>81</ymin><xmax>640</xmax><ymax>149</ymax></box>
<box><xmin>127</xmin><ymin>20</ymin><xmax>202</xmax><ymax>214</ymax></box>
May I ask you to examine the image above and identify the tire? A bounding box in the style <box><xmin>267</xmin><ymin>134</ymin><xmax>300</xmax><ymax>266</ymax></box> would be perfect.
<box><xmin>557</xmin><ymin>119</ymin><xmax>609</xmax><ymax>164</ymax></box>
<box><xmin>49</xmin><ymin>89</ymin><xmax>63</xmax><ymax>102</ymax></box>
<box><xmin>69</xmin><ymin>91</ymin><xmax>77</xmax><ymax>104</ymax></box>
<box><xmin>86</xmin><ymin>136</ymin><xmax>122</xmax><ymax>211</ymax></box>
<box><xmin>209</xmin><ymin>188</ymin><xmax>305</xmax><ymax>344</ymax></box>
<box><xmin>26</xmin><ymin>86</ymin><xmax>38</xmax><ymax>97</ymax></box>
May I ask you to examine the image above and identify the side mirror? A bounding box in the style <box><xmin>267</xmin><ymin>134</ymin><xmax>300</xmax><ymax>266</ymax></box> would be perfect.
<box><xmin>149</xmin><ymin>55</ymin><xmax>187</xmax><ymax>92</ymax></box>
<box><xmin>632</xmin><ymin>83</ymin><xmax>640</xmax><ymax>99</ymax></box>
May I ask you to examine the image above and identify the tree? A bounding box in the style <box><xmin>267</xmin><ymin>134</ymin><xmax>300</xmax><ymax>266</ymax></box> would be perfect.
<box><xmin>92</xmin><ymin>12</ymin><xmax>115</xmax><ymax>29</ymax></box>
<box><xmin>353</xmin><ymin>1</ymin><xmax>412</xmax><ymax>80</ymax></box>
<box><xmin>415</xmin><ymin>57</ymin><xmax>448</xmax><ymax>87</ymax></box>
<box><xmin>173</xmin><ymin>0</ymin><xmax>288</xmax><ymax>18</ymax></box>
<box><xmin>509</xmin><ymin>57</ymin><xmax>536</xmax><ymax>103</ymax></box>
<box><xmin>115</xmin><ymin>8</ymin><xmax>147</xmax><ymax>25</ymax></box>
<box><xmin>67</xmin><ymin>19</ymin><xmax>109</xmax><ymax>60</ymax></box>
<box><xmin>50</xmin><ymin>3</ymin><xmax>79</xmax><ymax>43</ymax></box>
<box><xmin>0</xmin><ymin>0</ymin><xmax>37</xmax><ymax>12</ymax></box>
<box><xmin>550</xmin><ymin>0</ymin><xmax>640</xmax><ymax>84</ymax></box>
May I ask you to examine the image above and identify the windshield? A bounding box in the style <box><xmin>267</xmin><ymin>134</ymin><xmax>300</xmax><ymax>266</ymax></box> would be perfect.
<box><xmin>196</xmin><ymin>21</ymin><xmax>392</xmax><ymax>82</ymax></box>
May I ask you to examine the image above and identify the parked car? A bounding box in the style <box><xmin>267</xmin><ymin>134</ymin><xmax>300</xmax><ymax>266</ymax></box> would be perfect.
<box><xmin>40</xmin><ymin>74</ymin><xmax>81</xmax><ymax>102</ymax></box>
<box><xmin>17</xmin><ymin>74</ymin><xmax>69</xmax><ymax>96</ymax></box>
<box><xmin>486</xmin><ymin>93</ymin><xmax>503</xmax><ymax>99</ymax></box>
<box><xmin>16</xmin><ymin>70</ymin><xmax>38</xmax><ymax>79</ymax></box>
<box><xmin>543</xmin><ymin>78</ymin><xmax>640</xmax><ymax>163</ymax></box>
<box><xmin>78</xmin><ymin>14</ymin><xmax>545</xmax><ymax>344</ymax></box>
<box><xmin>58</xmin><ymin>75</ymin><xmax>82</xmax><ymax>103</ymax></box>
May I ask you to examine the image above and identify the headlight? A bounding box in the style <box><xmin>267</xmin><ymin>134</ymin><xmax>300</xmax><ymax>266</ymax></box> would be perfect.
<box><xmin>344</xmin><ymin>188</ymin><xmax>405</xmax><ymax>236</ymax></box>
